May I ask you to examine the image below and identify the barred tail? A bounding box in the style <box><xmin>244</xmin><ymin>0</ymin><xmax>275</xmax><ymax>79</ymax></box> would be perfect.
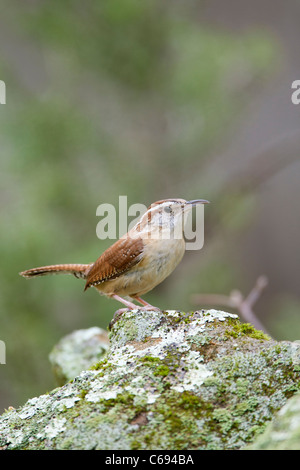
<box><xmin>19</xmin><ymin>263</ymin><xmax>92</xmax><ymax>280</ymax></box>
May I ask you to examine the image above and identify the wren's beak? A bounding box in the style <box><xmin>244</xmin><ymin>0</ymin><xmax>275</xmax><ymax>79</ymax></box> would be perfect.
<box><xmin>186</xmin><ymin>199</ymin><xmax>210</xmax><ymax>206</ymax></box>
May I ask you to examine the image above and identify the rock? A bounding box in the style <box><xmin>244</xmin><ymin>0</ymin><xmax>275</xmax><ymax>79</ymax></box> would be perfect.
<box><xmin>0</xmin><ymin>309</ymin><xmax>300</xmax><ymax>450</ymax></box>
<box><xmin>49</xmin><ymin>327</ymin><xmax>109</xmax><ymax>385</ymax></box>
<box><xmin>247</xmin><ymin>391</ymin><xmax>300</xmax><ymax>450</ymax></box>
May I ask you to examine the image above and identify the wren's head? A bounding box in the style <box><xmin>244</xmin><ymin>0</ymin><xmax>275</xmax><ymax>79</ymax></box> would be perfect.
<box><xmin>131</xmin><ymin>198</ymin><xmax>209</xmax><ymax>240</ymax></box>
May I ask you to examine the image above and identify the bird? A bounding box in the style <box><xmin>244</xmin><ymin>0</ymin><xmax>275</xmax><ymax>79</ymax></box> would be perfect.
<box><xmin>20</xmin><ymin>198</ymin><xmax>209</xmax><ymax>323</ymax></box>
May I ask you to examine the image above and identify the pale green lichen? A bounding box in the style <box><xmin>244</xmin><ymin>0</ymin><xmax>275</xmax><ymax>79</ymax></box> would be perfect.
<box><xmin>0</xmin><ymin>309</ymin><xmax>300</xmax><ymax>450</ymax></box>
<box><xmin>37</xmin><ymin>418</ymin><xmax>67</xmax><ymax>439</ymax></box>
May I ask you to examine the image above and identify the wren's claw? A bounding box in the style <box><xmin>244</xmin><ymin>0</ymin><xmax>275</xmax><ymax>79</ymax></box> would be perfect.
<box><xmin>142</xmin><ymin>305</ymin><xmax>161</xmax><ymax>311</ymax></box>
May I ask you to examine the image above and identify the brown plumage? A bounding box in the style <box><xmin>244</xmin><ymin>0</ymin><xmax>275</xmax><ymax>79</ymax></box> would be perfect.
<box><xmin>20</xmin><ymin>263</ymin><xmax>92</xmax><ymax>279</ymax></box>
<box><xmin>84</xmin><ymin>236</ymin><xmax>144</xmax><ymax>291</ymax></box>
<box><xmin>20</xmin><ymin>237</ymin><xmax>145</xmax><ymax>290</ymax></box>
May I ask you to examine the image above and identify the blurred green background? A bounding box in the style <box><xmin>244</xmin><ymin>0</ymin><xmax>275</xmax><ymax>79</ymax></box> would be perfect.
<box><xmin>1</xmin><ymin>0</ymin><xmax>300</xmax><ymax>412</ymax></box>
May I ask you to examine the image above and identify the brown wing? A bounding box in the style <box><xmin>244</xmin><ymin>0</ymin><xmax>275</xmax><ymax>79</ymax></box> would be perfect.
<box><xmin>84</xmin><ymin>236</ymin><xmax>144</xmax><ymax>291</ymax></box>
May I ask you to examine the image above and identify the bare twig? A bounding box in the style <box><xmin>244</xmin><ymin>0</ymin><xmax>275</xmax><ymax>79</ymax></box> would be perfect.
<box><xmin>191</xmin><ymin>276</ymin><xmax>269</xmax><ymax>334</ymax></box>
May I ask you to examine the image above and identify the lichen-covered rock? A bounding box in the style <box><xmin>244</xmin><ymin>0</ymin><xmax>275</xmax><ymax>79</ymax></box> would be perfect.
<box><xmin>49</xmin><ymin>327</ymin><xmax>109</xmax><ymax>385</ymax></box>
<box><xmin>0</xmin><ymin>309</ymin><xmax>300</xmax><ymax>450</ymax></box>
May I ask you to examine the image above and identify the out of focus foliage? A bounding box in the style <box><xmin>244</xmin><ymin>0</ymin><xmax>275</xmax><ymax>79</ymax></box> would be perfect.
<box><xmin>0</xmin><ymin>0</ymin><xmax>277</xmax><ymax>409</ymax></box>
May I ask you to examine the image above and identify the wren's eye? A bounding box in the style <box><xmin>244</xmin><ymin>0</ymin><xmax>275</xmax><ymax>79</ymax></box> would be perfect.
<box><xmin>164</xmin><ymin>206</ymin><xmax>172</xmax><ymax>213</ymax></box>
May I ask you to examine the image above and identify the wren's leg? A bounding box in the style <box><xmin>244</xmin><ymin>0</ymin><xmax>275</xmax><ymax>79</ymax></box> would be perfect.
<box><xmin>108</xmin><ymin>294</ymin><xmax>138</xmax><ymax>330</ymax></box>
<box><xmin>111</xmin><ymin>294</ymin><xmax>138</xmax><ymax>309</ymax></box>
<box><xmin>132</xmin><ymin>296</ymin><xmax>160</xmax><ymax>310</ymax></box>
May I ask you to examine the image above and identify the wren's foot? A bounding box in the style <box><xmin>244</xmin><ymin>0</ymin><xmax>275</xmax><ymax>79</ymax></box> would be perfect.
<box><xmin>109</xmin><ymin>304</ymin><xmax>161</xmax><ymax>329</ymax></box>
<box><xmin>140</xmin><ymin>305</ymin><xmax>161</xmax><ymax>312</ymax></box>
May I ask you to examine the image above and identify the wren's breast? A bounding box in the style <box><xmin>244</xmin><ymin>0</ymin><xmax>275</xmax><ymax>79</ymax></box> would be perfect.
<box><xmin>98</xmin><ymin>238</ymin><xmax>186</xmax><ymax>297</ymax></box>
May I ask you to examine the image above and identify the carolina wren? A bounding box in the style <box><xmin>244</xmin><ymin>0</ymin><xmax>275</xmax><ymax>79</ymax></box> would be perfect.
<box><xmin>20</xmin><ymin>198</ymin><xmax>209</xmax><ymax>317</ymax></box>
